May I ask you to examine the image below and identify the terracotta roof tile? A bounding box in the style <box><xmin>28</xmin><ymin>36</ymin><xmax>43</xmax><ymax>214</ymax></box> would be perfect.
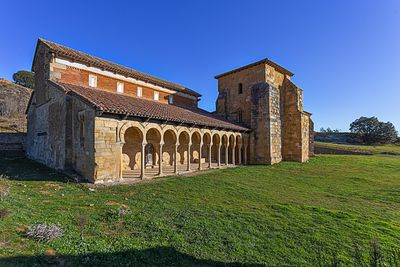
<box><xmin>52</xmin><ymin>81</ymin><xmax>249</xmax><ymax>132</ymax></box>
<box><xmin>39</xmin><ymin>38</ymin><xmax>201</xmax><ymax>97</ymax></box>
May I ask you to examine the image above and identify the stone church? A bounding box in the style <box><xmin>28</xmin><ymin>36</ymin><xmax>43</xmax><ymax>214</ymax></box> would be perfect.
<box><xmin>26</xmin><ymin>38</ymin><xmax>313</xmax><ymax>183</ymax></box>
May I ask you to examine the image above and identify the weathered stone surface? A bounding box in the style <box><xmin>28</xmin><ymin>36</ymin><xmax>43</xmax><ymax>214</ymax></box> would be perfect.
<box><xmin>26</xmin><ymin>82</ymin><xmax>96</xmax><ymax>180</ymax></box>
<box><xmin>216</xmin><ymin>61</ymin><xmax>313</xmax><ymax>164</ymax></box>
<box><xmin>249</xmin><ymin>82</ymin><xmax>282</xmax><ymax>164</ymax></box>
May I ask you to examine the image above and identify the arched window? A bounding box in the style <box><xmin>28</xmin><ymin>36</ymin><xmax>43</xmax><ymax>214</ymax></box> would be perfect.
<box><xmin>237</xmin><ymin>109</ymin><xmax>243</xmax><ymax>123</ymax></box>
<box><xmin>238</xmin><ymin>83</ymin><xmax>243</xmax><ymax>94</ymax></box>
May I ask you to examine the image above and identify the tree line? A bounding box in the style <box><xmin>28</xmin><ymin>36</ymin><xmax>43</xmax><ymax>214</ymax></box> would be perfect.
<box><xmin>320</xmin><ymin>117</ymin><xmax>399</xmax><ymax>145</ymax></box>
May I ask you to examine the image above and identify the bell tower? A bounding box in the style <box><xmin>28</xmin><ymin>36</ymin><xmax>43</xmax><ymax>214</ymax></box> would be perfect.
<box><xmin>215</xmin><ymin>58</ymin><xmax>313</xmax><ymax>164</ymax></box>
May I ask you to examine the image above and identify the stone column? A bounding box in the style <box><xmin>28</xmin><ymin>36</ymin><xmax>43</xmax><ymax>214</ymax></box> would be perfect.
<box><xmin>232</xmin><ymin>142</ymin><xmax>236</xmax><ymax>166</ymax></box>
<box><xmin>141</xmin><ymin>142</ymin><xmax>146</xmax><ymax>179</ymax></box>
<box><xmin>208</xmin><ymin>143</ymin><xmax>212</xmax><ymax>168</ymax></box>
<box><xmin>225</xmin><ymin>145</ymin><xmax>229</xmax><ymax>165</ymax></box>
<box><xmin>158</xmin><ymin>142</ymin><xmax>164</xmax><ymax>176</ymax></box>
<box><xmin>174</xmin><ymin>144</ymin><xmax>178</xmax><ymax>174</ymax></box>
<box><xmin>117</xmin><ymin>142</ymin><xmax>125</xmax><ymax>180</ymax></box>
<box><xmin>187</xmin><ymin>142</ymin><xmax>192</xmax><ymax>171</ymax></box>
<box><xmin>238</xmin><ymin>144</ymin><xmax>242</xmax><ymax>165</ymax></box>
<box><xmin>217</xmin><ymin>144</ymin><xmax>221</xmax><ymax>168</ymax></box>
<box><xmin>198</xmin><ymin>142</ymin><xmax>203</xmax><ymax>170</ymax></box>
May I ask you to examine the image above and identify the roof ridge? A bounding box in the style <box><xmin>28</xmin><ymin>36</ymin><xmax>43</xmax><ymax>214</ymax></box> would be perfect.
<box><xmin>38</xmin><ymin>38</ymin><xmax>201</xmax><ymax>97</ymax></box>
<box><xmin>214</xmin><ymin>57</ymin><xmax>294</xmax><ymax>79</ymax></box>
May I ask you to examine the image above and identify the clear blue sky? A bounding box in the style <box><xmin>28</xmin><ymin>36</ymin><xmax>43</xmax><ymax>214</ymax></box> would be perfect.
<box><xmin>1</xmin><ymin>0</ymin><xmax>399</xmax><ymax>131</ymax></box>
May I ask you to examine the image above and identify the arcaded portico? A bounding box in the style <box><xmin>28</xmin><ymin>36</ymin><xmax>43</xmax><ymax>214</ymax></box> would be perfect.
<box><xmin>98</xmin><ymin>118</ymin><xmax>249</xmax><ymax>181</ymax></box>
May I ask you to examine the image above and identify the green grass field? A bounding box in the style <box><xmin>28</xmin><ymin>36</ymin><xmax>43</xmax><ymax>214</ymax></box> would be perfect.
<box><xmin>315</xmin><ymin>141</ymin><xmax>400</xmax><ymax>155</ymax></box>
<box><xmin>0</xmin><ymin>154</ymin><xmax>400</xmax><ymax>266</ymax></box>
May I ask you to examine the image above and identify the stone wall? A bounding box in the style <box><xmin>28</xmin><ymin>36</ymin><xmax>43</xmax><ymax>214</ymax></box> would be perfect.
<box><xmin>68</xmin><ymin>96</ymin><xmax>95</xmax><ymax>180</ymax></box>
<box><xmin>216</xmin><ymin>61</ymin><xmax>312</xmax><ymax>164</ymax></box>
<box><xmin>314</xmin><ymin>132</ymin><xmax>362</xmax><ymax>144</ymax></box>
<box><xmin>249</xmin><ymin>83</ymin><xmax>282</xmax><ymax>164</ymax></box>
<box><xmin>216</xmin><ymin>63</ymin><xmax>266</xmax><ymax>125</ymax></box>
<box><xmin>0</xmin><ymin>133</ymin><xmax>26</xmax><ymax>156</ymax></box>
<box><xmin>309</xmin><ymin>117</ymin><xmax>314</xmax><ymax>156</ymax></box>
<box><xmin>281</xmin><ymin>79</ymin><xmax>310</xmax><ymax>162</ymax></box>
<box><xmin>93</xmin><ymin>117</ymin><xmax>121</xmax><ymax>182</ymax></box>
<box><xmin>26</xmin><ymin>79</ymin><xmax>95</xmax><ymax>179</ymax></box>
<box><xmin>32</xmin><ymin>42</ymin><xmax>51</xmax><ymax>105</ymax></box>
<box><xmin>26</xmin><ymin>83</ymin><xmax>67</xmax><ymax>169</ymax></box>
<box><xmin>301</xmin><ymin>113</ymin><xmax>310</xmax><ymax>161</ymax></box>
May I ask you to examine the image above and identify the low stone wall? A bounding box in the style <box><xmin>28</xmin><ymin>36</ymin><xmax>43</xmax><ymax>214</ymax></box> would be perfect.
<box><xmin>0</xmin><ymin>133</ymin><xmax>26</xmax><ymax>156</ymax></box>
<box><xmin>314</xmin><ymin>145</ymin><xmax>372</xmax><ymax>155</ymax></box>
<box><xmin>314</xmin><ymin>132</ymin><xmax>362</xmax><ymax>144</ymax></box>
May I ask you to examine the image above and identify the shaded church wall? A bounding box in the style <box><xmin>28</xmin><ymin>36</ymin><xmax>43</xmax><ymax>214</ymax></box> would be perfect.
<box><xmin>26</xmin><ymin>83</ymin><xmax>67</xmax><ymax>170</ymax></box>
<box><xmin>68</xmin><ymin>96</ymin><xmax>96</xmax><ymax>181</ymax></box>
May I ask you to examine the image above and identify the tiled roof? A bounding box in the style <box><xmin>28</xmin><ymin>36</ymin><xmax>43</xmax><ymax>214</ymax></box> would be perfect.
<box><xmin>38</xmin><ymin>38</ymin><xmax>201</xmax><ymax>97</ymax></box>
<box><xmin>215</xmin><ymin>58</ymin><xmax>294</xmax><ymax>79</ymax></box>
<box><xmin>52</xmin><ymin>81</ymin><xmax>249</xmax><ymax>132</ymax></box>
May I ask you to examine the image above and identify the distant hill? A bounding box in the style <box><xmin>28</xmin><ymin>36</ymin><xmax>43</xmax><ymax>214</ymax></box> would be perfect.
<box><xmin>0</xmin><ymin>78</ymin><xmax>32</xmax><ymax>132</ymax></box>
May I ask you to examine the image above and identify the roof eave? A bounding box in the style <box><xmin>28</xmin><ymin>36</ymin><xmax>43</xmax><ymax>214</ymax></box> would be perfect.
<box><xmin>214</xmin><ymin>58</ymin><xmax>294</xmax><ymax>79</ymax></box>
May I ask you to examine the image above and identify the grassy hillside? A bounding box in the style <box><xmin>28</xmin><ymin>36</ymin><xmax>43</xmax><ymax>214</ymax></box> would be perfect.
<box><xmin>0</xmin><ymin>155</ymin><xmax>400</xmax><ymax>266</ymax></box>
<box><xmin>0</xmin><ymin>79</ymin><xmax>32</xmax><ymax>133</ymax></box>
<box><xmin>315</xmin><ymin>141</ymin><xmax>400</xmax><ymax>155</ymax></box>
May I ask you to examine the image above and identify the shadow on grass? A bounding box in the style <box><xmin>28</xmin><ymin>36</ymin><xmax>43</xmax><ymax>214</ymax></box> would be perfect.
<box><xmin>0</xmin><ymin>156</ymin><xmax>71</xmax><ymax>182</ymax></box>
<box><xmin>0</xmin><ymin>246</ymin><xmax>265</xmax><ymax>267</ymax></box>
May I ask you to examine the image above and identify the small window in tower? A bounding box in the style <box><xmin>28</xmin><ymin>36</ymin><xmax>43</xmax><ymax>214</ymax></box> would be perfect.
<box><xmin>238</xmin><ymin>83</ymin><xmax>243</xmax><ymax>94</ymax></box>
<box><xmin>117</xmin><ymin>82</ymin><xmax>124</xmax><ymax>94</ymax></box>
<box><xmin>154</xmin><ymin>91</ymin><xmax>159</xmax><ymax>101</ymax></box>
<box><xmin>137</xmin><ymin>87</ymin><xmax>142</xmax><ymax>97</ymax></box>
<box><xmin>89</xmin><ymin>74</ymin><xmax>97</xmax><ymax>88</ymax></box>
<box><xmin>237</xmin><ymin>109</ymin><xmax>243</xmax><ymax>123</ymax></box>
<box><xmin>168</xmin><ymin>95</ymin><xmax>174</xmax><ymax>104</ymax></box>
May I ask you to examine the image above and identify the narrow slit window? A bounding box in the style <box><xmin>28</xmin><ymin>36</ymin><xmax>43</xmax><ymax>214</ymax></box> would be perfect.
<box><xmin>137</xmin><ymin>87</ymin><xmax>142</xmax><ymax>97</ymax></box>
<box><xmin>168</xmin><ymin>95</ymin><xmax>174</xmax><ymax>104</ymax></box>
<box><xmin>238</xmin><ymin>83</ymin><xmax>243</xmax><ymax>94</ymax></box>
